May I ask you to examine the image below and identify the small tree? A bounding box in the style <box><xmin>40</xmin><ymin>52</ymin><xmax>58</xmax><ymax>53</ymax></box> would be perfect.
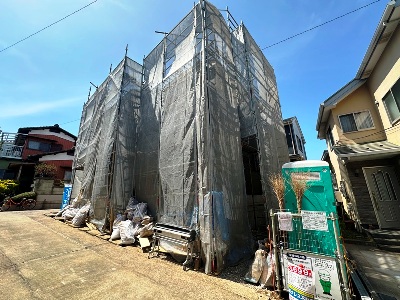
<box><xmin>268</xmin><ymin>173</ymin><xmax>285</xmax><ymax>210</ymax></box>
<box><xmin>291</xmin><ymin>173</ymin><xmax>309</xmax><ymax>213</ymax></box>
<box><xmin>34</xmin><ymin>163</ymin><xmax>57</xmax><ymax>178</ymax></box>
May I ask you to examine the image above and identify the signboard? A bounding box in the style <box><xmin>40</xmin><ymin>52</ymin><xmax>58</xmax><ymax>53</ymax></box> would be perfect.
<box><xmin>301</xmin><ymin>211</ymin><xmax>328</xmax><ymax>231</ymax></box>
<box><xmin>291</xmin><ymin>172</ymin><xmax>321</xmax><ymax>182</ymax></box>
<box><xmin>61</xmin><ymin>184</ymin><xmax>72</xmax><ymax>209</ymax></box>
<box><xmin>282</xmin><ymin>250</ymin><xmax>342</xmax><ymax>300</ymax></box>
<box><xmin>278</xmin><ymin>212</ymin><xmax>293</xmax><ymax>231</ymax></box>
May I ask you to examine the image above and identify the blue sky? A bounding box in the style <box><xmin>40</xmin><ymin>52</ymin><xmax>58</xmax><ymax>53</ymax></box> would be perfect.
<box><xmin>0</xmin><ymin>0</ymin><xmax>388</xmax><ymax>159</ymax></box>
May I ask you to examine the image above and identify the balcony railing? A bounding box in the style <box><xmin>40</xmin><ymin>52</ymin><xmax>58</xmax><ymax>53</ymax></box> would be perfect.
<box><xmin>0</xmin><ymin>132</ymin><xmax>26</xmax><ymax>159</ymax></box>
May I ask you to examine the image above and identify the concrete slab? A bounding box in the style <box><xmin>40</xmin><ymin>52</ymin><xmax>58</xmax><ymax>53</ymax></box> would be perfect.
<box><xmin>0</xmin><ymin>210</ymin><xmax>271</xmax><ymax>300</ymax></box>
<box><xmin>345</xmin><ymin>243</ymin><xmax>400</xmax><ymax>299</ymax></box>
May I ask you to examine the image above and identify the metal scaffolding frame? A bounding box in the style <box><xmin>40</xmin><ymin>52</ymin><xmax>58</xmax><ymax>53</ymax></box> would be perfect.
<box><xmin>72</xmin><ymin>0</ymin><xmax>289</xmax><ymax>273</ymax></box>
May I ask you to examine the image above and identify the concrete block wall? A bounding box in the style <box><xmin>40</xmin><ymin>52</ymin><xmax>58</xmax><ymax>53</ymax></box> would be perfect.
<box><xmin>33</xmin><ymin>178</ymin><xmax>63</xmax><ymax>209</ymax></box>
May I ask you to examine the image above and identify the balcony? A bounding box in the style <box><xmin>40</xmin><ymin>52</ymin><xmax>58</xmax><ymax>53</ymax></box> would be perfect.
<box><xmin>0</xmin><ymin>132</ymin><xmax>26</xmax><ymax>159</ymax></box>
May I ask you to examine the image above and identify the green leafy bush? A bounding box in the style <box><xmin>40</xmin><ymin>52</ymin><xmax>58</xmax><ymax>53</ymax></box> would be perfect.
<box><xmin>0</xmin><ymin>180</ymin><xmax>19</xmax><ymax>201</ymax></box>
<box><xmin>11</xmin><ymin>191</ymin><xmax>37</xmax><ymax>201</ymax></box>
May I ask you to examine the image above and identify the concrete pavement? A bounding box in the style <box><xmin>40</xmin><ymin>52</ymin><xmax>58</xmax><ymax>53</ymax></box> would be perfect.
<box><xmin>0</xmin><ymin>210</ymin><xmax>277</xmax><ymax>300</ymax></box>
<box><xmin>345</xmin><ymin>243</ymin><xmax>400</xmax><ymax>300</ymax></box>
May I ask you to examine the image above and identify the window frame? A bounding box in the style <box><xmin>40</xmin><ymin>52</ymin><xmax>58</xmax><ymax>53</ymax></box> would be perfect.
<box><xmin>337</xmin><ymin>110</ymin><xmax>375</xmax><ymax>133</ymax></box>
<box><xmin>296</xmin><ymin>135</ymin><xmax>303</xmax><ymax>153</ymax></box>
<box><xmin>27</xmin><ymin>140</ymin><xmax>40</xmax><ymax>150</ymax></box>
<box><xmin>382</xmin><ymin>79</ymin><xmax>400</xmax><ymax>124</ymax></box>
<box><xmin>27</xmin><ymin>140</ymin><xmax>51</xmax><ymax>152</ymax></box>
<box><xmin>63</xmin><ymin>170</ymin><xmax>72</xmax><ymax>181</ymax></box>
<box><xmin>326</xmin><ymin>126</ymin><xmax>335</xmax><ymax>149</ymax></box>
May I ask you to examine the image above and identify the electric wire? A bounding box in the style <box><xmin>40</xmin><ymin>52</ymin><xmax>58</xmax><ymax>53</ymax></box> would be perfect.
<box><xmin>3</xmin><ymin>0</ymin><xmax>384</xmax><ymax>133</ymax></box>
<box><xmin>261</xmin><ymin>0</ymin><xmax>383</xmax><ymax>50</ymax></box>
<box><xmin>60</xmin><ymin>119</ymin><xmax>81</xmax><ymax>125</ymax></box>
<box><xmin>0</xmin><ymin>0</ymin><xmax>98</xmax><ymax>53</ymax></box>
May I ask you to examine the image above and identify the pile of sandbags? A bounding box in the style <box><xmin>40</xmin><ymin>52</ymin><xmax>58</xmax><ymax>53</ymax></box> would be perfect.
<box><xmin>244</xmin><ymin>245</ymin><xmax>275</xmax><ymax>289</ymax></box>
<box><xmin>55</xmin><ymin>192</ymin><xmax>90</xmax><ymax>227</ymax></box>
<box><xmin>110</xmin><ymin>198</ymin><xmax>154</xmax><ymax>245</ymax></box>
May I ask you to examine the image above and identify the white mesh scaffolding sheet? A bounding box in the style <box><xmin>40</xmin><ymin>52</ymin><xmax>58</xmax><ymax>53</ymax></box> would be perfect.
<box><xmin>232</xmin><ymin>24</ymin><xmax>289</xmax><ymax>233</ymax></box>
<box><xmin>72</xmin><ymin>57</ymin><xmax>142</xmax><ymax>228</ymax></box>
<box><xmin>134</xmin><ymin>2</ymin><xmax>255</xmax><ymax>273</ymax></box>
<box><xmin>71</xmin><ymin>0</ymin><xmax>288</xmax><ymax>274</ymax></box>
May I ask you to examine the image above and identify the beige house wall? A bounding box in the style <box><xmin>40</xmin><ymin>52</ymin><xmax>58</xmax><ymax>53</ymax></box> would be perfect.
<box><xmin>324</xmin><ymin>113</ymin><xmax>343</xmax><ymax>202</ymax></box>
<box><xmin>322</xmin><ymin>85</ymin><xmax>386</xmax><ymax>216</ymax></box>
<box><xmin>332</xmin><ymin>85</ymin><xmax>386</xmax><ymax>144</ymax></box>
<box><xmin>368</xmin><ymin>27</ymin><xmax>400</xmax><ymax>145</ymax></box>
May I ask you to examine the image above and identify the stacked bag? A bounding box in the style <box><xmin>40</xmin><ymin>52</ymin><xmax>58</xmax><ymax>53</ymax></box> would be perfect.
<box><xmin>110</xmin><ymin>197</ymin><xmax>154</xmax><ymax>245</ymax></box>
<box><xmin>56</xmin><ymin>191</ymin><xmax>90</xmax><ymax>227</ymax></box>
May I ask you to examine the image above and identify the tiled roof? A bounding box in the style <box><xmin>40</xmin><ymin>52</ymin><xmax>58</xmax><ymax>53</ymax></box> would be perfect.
<box><xmin>18</xmin><ymin>124</ymin><xmax>77</xmax><ymax>140</ymax></box>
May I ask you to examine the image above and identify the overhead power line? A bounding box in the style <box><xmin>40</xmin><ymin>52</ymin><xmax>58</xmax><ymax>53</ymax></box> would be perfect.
<box><xmin>261</xmin><ymin>0</ymin><xmax>383</xmax><ymax>51</ymax></box>
<box><xmin>60</xmin><ymin>119</ymin><xmax>81</xmax><ymax>125</ymax></box>
<box><xmin>0</xmin><ymin>0</ymin><xmax>98</xmax><ymax>53</ymax></box>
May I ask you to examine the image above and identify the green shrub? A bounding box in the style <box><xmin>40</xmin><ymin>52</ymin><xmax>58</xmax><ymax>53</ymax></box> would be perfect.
<box><xmin>11</xmin><ymin>191</ymin><xmax>37</xmax><ymax>201</ymax></box>
<box><xmin>0</xmin><ymin>180</ymin><xmax>19</xmax><ymax>201</ymax></box>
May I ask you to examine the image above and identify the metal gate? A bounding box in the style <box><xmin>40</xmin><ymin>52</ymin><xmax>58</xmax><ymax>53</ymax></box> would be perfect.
<box><xmin>270</xmin><ymin>209</ymin><xmax>351</xmax><ymax>300</ymax></box>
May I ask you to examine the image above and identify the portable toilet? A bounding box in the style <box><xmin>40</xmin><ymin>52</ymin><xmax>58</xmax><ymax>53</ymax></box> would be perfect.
<box><xmin>281</xmin><ymin>160</ymin><xmax>340</xmax><ymax>257</ymax></box>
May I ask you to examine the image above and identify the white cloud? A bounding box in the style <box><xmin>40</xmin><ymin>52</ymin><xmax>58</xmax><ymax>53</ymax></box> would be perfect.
<box><xmin>1</xmin><ymin>97</ymin><xmax>82</xmax><ymax>118</ymax></box>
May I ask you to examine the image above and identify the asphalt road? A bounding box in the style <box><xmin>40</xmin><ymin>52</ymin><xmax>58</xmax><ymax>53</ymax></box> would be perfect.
<box><xmin>0</xmin><ymin>210</ymin><xmax>277</xmax><ymax>300</ymax></box>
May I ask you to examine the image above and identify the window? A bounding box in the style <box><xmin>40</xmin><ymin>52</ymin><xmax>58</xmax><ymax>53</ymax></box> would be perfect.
<box><xmin>28</xmin><ymin>140</ymin><xmax>51</xmax><ymax>152</ymax></box>
<box><xmin>326</xmin><ymin>126</ymin><xmax>335</xmax><ymax>148</ymax></box>
<box><xmin>64</xmin><ymin>170</ymin><xmax>72</xmax><ymax>181</ymax></box>
<box><xmin>383</xmin><ymin>79</ymin><xmax>400</xmax><ymax>123</ymax></box>
<box><xmin>51</xmin><ymin>144</ymin><xmax>62</xmax><ymax>152</ymax></box>
<box><xmin>28</xmin><ymin>141</ymin><xmax>40</xmax><ymax>150</ymax></box>
<box><xmin>285</xmin><ymin>124</ymin><xmax>294</xmax><ymax>154</ymax></box>
<box><xmin>338</xmin><ymin>111</ymin><xmax>374</xmax><ymax>133</ymax></box>
<box><xmin>296</xmin><ymin>136</ymin><xmax>303</xmax><ymax>153</ymax></box>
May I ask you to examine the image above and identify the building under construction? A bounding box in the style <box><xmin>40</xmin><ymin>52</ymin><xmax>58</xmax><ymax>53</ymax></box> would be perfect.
<box><xmin>71</xmin><ymin>0</ymin><xmax>289</xmax><ymax>273</ymax></box>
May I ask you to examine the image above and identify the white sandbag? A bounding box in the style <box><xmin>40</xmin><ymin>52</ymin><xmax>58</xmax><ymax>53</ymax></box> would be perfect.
<box><xmin>127</xmin><ymin>202</ymin><xmax>148</xmax><ymax>223</ymax></box>
<box><xmin>62</xmin><ymin>207</ymin><xmax>79</xmax><ymax>220</ymax></box>
<box><xmin>132</xmin><ymin>223</ymin><xmax>142</xmax><ymax>237</ymax></box>
<box><xmin>244</xmin><ymin>249</ymin><xmax>266</xmax><ymax>284</ymax></box>
<box><xmin>141</xmin><ymin>215</ymin><xmax>153</xmax><ymax>225</ymax></box>
<box><xmin>56</xmin><ymin>204</ymin><xmax>70</xmax><ymax>217</ymax></box>
<box><xmin>138</xmin><ymin>222</ymin><xmax>154</xmax><ymax>238</ymax></box>
<box><xmin>119</xmin><ymin>220</ymin><xmax>135</xmax><ymax>245</ymax></box>
<box><xmin>126</xmin><ymin>197</ymin><xmax>138</xmax><ymax>209</ymax></box>
<box><xmin>260</xmin><ymin>253</ymin><xmax>275</xmax><ymax>288</ymax></box>
<box><xmin>110</xmin><ymin>214</ymin><xmax>125</xmax><ymax>241</ymax></box>
<box><xmin>71</xmin><ymin>203</ymin><xmax>90</xmax><ymax>227</ymax></box>
<box><xmin>56</xmin><ymin>190</ymin><xmax>84</xmax><ymax>217</ymax></box>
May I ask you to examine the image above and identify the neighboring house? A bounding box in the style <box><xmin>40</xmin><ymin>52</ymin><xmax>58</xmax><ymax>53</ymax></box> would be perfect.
<box><xmin>0</xmin><ymin>132</ymin><xmax>25</xmax><ymax>179</ymax></box>
<box><xmin>28</xmin><ymin>148</ymin><xmax>75</xmax><ymax>182</ymax></box>
<box><xmin>0</xmin><ymin>124</ymin><xmax>76</xmax><ymax>192</ymax></box>
<box><xmin>283</xmin><ymin>116</ymin><xmax>307</xmax><ymax>161</ymax></box>
<box><xmin>316</xmin><ymin>0</ymin><xmax>400</xmax><ymax>229</ymax></box>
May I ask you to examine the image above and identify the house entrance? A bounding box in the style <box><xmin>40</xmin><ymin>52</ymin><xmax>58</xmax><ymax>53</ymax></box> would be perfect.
<box><xmin>242</xmin><ymin>135</ymin><xmax>265</xmax><ymax>236</ymax></box>
<box><xmin>363</xmin><ymin>166</ymin><xmax>400</xmax><ymax>229</ymax></box>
